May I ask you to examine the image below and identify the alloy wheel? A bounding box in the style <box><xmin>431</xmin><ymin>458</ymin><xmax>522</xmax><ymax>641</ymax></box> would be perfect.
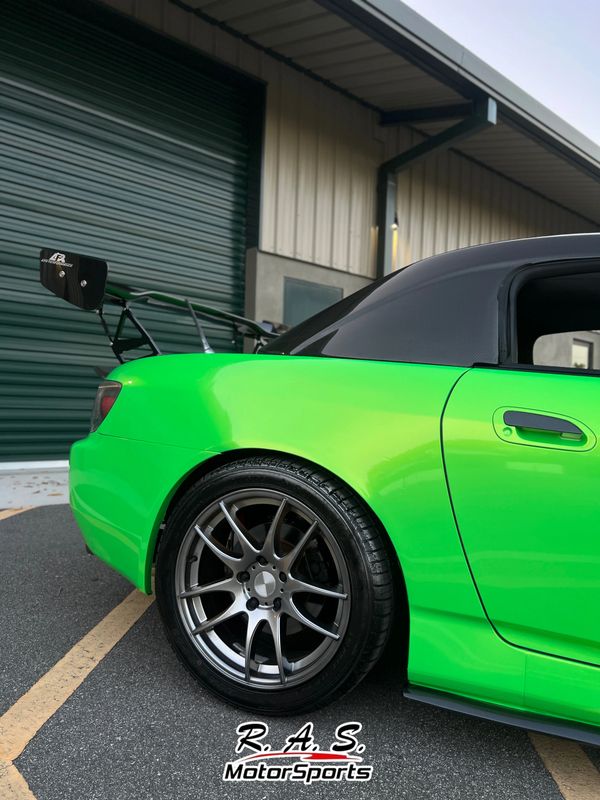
<box><xmin>175</xmin><ymin>489</ymin><xmax>351</xmax><ymax>688</ymax></box>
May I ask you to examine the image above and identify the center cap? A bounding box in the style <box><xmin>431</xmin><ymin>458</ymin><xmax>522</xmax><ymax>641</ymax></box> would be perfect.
<box><xmin>252</xmin><ymin>570</ymin><xmax>277</xmax><ymax>599</ymax></box>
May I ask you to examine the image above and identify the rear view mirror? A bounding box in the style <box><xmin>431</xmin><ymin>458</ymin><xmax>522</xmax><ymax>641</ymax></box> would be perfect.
<box><xmin>40</xmin><ymin>248</ymin><xmax>107</xmax><ymax>310</ymax></box>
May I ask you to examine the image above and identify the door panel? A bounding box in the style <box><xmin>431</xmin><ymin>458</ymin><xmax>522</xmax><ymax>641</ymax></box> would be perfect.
<box><xmin>443</xmin><ymin>367</ymin><xmax>600</xmax><ymax>665</ymax></box>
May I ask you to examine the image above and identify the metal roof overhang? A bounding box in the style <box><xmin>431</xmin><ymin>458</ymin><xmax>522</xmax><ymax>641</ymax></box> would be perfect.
<box><xmin>181</xmin><ymin>0</ymin><xmax>600</xmax><ymax>227</ymax></box>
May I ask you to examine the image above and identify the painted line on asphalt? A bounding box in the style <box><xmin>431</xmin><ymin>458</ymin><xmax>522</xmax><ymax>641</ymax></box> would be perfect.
<box><xmin>0</xmin><ymin>759</ymin><xmax>36</xmax><ymax>800</ymax></box>
<box><xmin>0</xmin><ymin>506</ymin><xmax>38</xmax><ymax>797</ymax></box>
<box><xmin>0</xmin><ymin>589</ymin><xmax>154</xmax><ymax>762</ymax></box>
<box><xmin>0</xmin><ymin>529</ymin><xmax>597</xmax><ymax>800</ymax></box>
<box><xmin>0</xmin><ymin>508</ymin><xmax>33</xmax><ymax>521</ymax></box>
<box><xmin>530</xmin><ymin>733</ymin><xmax>600</xmax><ymax>800</ymax></box>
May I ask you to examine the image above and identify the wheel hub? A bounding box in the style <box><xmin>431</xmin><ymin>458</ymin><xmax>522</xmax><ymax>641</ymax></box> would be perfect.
<box><xmin>251</xmin><ymin>568</ymin><xmax>278</xmax><ymax>600</ymax></box>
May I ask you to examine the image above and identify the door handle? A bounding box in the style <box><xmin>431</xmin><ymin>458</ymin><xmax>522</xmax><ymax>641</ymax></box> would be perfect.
<box><xmin>503</xmin><ymin>410</ymin><xmax>583</xmax><ymax>438</ymax></box>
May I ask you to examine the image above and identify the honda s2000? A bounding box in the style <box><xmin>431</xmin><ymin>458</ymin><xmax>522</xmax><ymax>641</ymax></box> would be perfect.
<box><xmin>41</xmin><ymin>234</ymin><xmax>600</xmax><ymax>745</ymax></box>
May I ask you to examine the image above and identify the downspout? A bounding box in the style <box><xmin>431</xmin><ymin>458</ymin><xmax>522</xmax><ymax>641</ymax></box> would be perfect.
<box><xmin>376</xmin><ymin>97</ymin><xmax>498</xmax><ymax>277</ymax></box>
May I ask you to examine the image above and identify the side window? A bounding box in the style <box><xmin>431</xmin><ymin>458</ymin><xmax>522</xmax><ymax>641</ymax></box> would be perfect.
<box><xmin>516</xmin><ymin>270</ymin><xmax>600</xmax><ymax>370</ymax></box>
<box><xmin>533</xmin><ymin>333</ymin><xmax>597</xmax><ymax>370</ymax></box>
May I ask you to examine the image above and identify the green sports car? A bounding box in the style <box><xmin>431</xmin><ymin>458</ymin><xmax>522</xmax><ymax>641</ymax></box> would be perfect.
<box><xmin>43</xmin><ymin>234</ymin><xmax>600</xmax><ymax>742</ymax></box>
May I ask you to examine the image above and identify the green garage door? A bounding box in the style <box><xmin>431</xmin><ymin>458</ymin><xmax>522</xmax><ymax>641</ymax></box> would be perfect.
<box><xmin>0</xmin><ymin>0</ymin><xmax>261</xmax><ymax>460</ymax></box>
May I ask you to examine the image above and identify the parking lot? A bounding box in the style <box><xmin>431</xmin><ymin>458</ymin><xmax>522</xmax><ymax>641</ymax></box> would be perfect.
<box><xmin>1</xmin><ymin>505</ymin><xmax>599</xmax><ymax>800</ymax></box>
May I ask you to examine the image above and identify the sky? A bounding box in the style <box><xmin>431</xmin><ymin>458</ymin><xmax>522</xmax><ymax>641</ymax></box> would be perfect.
<box><xmin>401</xmin><ymin>0</ymin><xmax>600</xmax><ymax>147</ymax></box>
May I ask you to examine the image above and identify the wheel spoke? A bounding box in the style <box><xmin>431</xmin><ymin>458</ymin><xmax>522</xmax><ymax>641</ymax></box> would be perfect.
<box><xmin>278</xmin><ymin>520</ymin><xmax>318</xmax><ymax>573</ymax></box>
<box><xmin>191</xmin><ymin>598</ymin><xmax>245</xmax><ymax>634</ymax></box>
<box><xmin>285</xmin><ymin>598</ymin><xmax>340</xmax><ymax>640</ymax></box>
<box><xmin>262</xmin><ymin>498</ymin><xmax>287</xmax><ymax>562</ymax></box>
<box><xmin>267</xmin><ymin>613</ymin><xmax>286</xmax><ymax>684</ymax></box>
<box><xmin>219</xmin><ymin>501</ymin><xmax>260</xmax><ymax>559</ymax></box>
<box><xmin>194</xmin><ymin>524</ymin><xmax>242</xmax><ymax>566</ymax></box>
<box><xmin>244</xmin><ymin>613</ymin><xmax>263</xmax><ymax>681</ymax></box>
<box><xmin>179</xmin><ymin>576</ymin><xmax>238</xmax><ymax>599</ymax></box>
<box><xmin>286</xmin><ymin>576</ymin><xmax>347</xmax><ymax>600</ymax></box>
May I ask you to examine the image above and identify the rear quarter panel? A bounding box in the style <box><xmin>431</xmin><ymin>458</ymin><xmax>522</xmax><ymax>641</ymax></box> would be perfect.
<box><xmin>73</xmin><ymin>353</ymin><xmax>527</xmax><ymax>707</ymax></box>
<box><xmin>99</xmin><ymin>354</ymin><xmax>475</xmax><ymax>616</ymax></box>
<box><xmin>100</xmin><ymin>354</ymin><xmax>488</xmax><ymax>608</ymax></box>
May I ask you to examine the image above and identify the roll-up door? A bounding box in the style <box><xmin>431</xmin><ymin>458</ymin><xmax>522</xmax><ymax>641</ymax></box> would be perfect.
<box><xmin>0</xmin><ymin>0</ymin><xmax>262</xmax><ymax>460</ymax></box>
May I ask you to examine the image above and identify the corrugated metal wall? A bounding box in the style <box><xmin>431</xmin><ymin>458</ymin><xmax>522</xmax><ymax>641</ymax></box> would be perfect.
<box><xmin>260</xmin><ymin>67</ymin><xmax>380</xmax><ymax>274</ymax></box>
<box><xmin>101</xmin><ymin>0</ymin><xmax>381</xmax><ymax>276</ymax></box>
<box><xmin>98</xmin><ymin>0</ymin><xmax>599</xmax><ymax>279</ymax></box>
<box><xmin>1</xmin><ymin>0</ymin><xmax>258</xmax><ymax>459</ymax></box>
<box><xmin>385</xmin><ymin>126</ymin><xmax>596</xmax><ymax>270</ymax></box>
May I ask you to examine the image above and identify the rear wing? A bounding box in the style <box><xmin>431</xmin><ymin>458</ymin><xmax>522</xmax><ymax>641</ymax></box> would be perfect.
<box><xmin>39</xmin><ymin>248</ymin><xmax>279</xmax><ymax>361</ymax></box>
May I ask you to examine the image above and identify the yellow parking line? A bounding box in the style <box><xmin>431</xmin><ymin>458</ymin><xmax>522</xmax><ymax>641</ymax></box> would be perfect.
<box><xmin>0</xmin><ymin>508</ymin><xmax>33</xmax><ymax>522</ymax></box>
<box><xmin>0</xmin><ymin>589</ymin><xmax>153</xmax><ymax>762</ymax></box>
<box><xmin>0</xmin><ymin>759</ymin><xmax>36</xmax><ymax>800</ymax></box>
<box><xmin>530</xmin><ymin>733</ymin><xmax>600</xmax><ymax>800</ymax></box>
<box><xmin>0</xmin><ymin>563</ymin><xmax>598</xmax><ymax>800</ymax></box>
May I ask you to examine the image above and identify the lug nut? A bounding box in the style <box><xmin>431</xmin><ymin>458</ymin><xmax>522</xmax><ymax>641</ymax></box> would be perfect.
<box><xmin>246</xmin><ymin>597</ymin><xmax>259</xmax><ymax>611</ymax></box>
<box><xmin>273</xmin><ymin>598</ymin><xmax>282</xmax><ymax>611</ymax></box>
<box><xmin>279</xmin><ymin>572</ymin><xmax>287</xmax><ymax>582</ymax></box>
<box><xmin>257</xmin><ymin>556</ymin><xmax>267</xmax><ymax>566</ymax></box>
<box><xmin>237</xmin><ymin>571</ymin><xmax>250</xmax><ymax>583</ymax></box>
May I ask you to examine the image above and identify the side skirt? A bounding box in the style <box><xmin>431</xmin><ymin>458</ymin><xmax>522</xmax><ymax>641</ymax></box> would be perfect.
<box><xmin>404</xmin><ymin>686</ymin><xmax>600</xmax><ymax>748</ymax></box>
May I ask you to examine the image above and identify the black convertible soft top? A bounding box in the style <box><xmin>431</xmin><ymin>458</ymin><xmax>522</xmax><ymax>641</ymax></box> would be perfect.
<box><xmin>263</xmin><ymin>234</ymin><xmax>600</xmax><ymax>368</ymax></box>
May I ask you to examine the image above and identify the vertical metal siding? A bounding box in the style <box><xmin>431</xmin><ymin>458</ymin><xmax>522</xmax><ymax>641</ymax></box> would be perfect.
<box><xmin>100</xmin><ymin>0</ymin><xmax>382</xmax><ymax>277</ymax></box>
<box><xmin>0</xmin><ymin>0</ymin><xmax>259</xmax><ymax>460</ymax></box>
<box><xmin>260</xmin><ymin>63</ymin><xmax>381</xmax><ymax>274</ymax></box>
<box><xmin>100</xmin><ymin>0</ymin><xmax>598</xmax><ymax>276</ymax></box>
<box><xmin>386</xmin><ymin>125</ymin><xmax>595</xmax><ymax>271</ymax></box>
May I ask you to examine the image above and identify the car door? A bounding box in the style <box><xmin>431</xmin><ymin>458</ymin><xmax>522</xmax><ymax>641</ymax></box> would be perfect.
<box><xmin>443</xmin><ymin>365</ymin><xmax>600</xmax><ymax>666</ymax></box>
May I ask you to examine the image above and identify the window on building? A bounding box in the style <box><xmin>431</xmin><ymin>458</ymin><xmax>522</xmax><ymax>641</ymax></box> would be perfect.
<box><xmin>283</xmin><ymin>278</ymin><xmax>343</xmax><ymax>327</ymax></box>
<box><xmin>572</xmin><ymin>339</ymin><xmax>593</xmax><ymax>370</ymax></box>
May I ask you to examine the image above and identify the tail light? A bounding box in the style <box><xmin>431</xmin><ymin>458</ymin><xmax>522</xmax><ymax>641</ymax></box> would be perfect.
<box><xmin>91</xmin><ymin>380</ymin><xmax>122</xmax><ymax>432</ymax></box>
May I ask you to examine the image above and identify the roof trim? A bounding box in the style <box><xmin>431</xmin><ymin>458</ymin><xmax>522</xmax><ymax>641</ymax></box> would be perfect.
<box><xmin>169</xmin><ymin>0</ymin><xmax>381</xmax><ymax>114</ymax></box>
<box><xmin>317</xmin><ymin>0</ymin><xmax>600</xmax><ymax>179</ymax></box>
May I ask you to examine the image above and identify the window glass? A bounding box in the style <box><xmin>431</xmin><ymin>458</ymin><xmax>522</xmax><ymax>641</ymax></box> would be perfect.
<box><xmin>516</xmin><ymin>269</ymin><xmax>600</xmax><ymax>370</ymax></box>
<box><xmin>572</xmin><ymin>339</ymin><xmax>593</xmax><ymax>370</ymax></box>
<box><xmin>533</xmin><ymin>333</ymin><xmax>596</xmax><ymax>370</ymax></box>
<box><xmin>283</xmin><ymin>278</ymin><xmax>343</xmax><ymax>327</ymax></box>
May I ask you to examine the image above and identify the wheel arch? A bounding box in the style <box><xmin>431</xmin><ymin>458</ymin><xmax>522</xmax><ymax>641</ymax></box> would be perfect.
<box><xmin>148</xmin><ymin>446</ymin><xmax>408</xmax><ymax>668</ymax></box>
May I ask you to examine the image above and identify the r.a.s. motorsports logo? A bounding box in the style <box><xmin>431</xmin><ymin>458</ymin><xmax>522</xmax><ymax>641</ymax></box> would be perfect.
<box><xmin>223</xmin><ymin>721</ymin><xmax>373</xmax><ymax>784</ymax></box>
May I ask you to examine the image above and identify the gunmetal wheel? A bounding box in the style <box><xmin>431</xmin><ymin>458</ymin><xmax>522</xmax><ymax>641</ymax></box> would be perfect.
<box><xmin>156</xmin><ymin>456</ymin><xmax>395</xmax><ymax>714</ymax></box>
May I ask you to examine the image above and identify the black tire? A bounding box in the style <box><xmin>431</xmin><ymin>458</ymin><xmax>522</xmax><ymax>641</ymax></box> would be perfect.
<box><xmin>155</xmin><ymin>455</ymin><xmax>396</xmax><ymax>715</ymax></box>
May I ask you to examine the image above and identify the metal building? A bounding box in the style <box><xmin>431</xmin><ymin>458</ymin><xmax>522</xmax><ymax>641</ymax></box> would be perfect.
<box><xmin>1</xmin><ymin>0</ymin><xmax>599</xmax><ymax>463</ymax></box>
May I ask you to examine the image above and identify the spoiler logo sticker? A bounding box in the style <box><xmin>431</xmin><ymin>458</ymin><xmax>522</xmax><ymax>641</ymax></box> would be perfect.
<box><xmin>223</xmin><ymin>721</ymin><xmax>373</xmax><ymax>784</ymax></box>
<box><xmin>41</xmin><ymin>251</ymin><xmax>73</xmax><ymax>270</ymax></box>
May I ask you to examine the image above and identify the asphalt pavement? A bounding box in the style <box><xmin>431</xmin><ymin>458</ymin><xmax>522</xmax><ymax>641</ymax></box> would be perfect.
<box><xmin>0</xmin><ymin>505</ymin><xmax>589</xmax><ymax>799</ymax></box>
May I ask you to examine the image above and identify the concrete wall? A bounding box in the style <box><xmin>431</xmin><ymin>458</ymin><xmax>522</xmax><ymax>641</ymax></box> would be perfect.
<box><xmin>245</xmin><ymin>249</ymin><xmax>371</xmax><ymax>324</ymax></box>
